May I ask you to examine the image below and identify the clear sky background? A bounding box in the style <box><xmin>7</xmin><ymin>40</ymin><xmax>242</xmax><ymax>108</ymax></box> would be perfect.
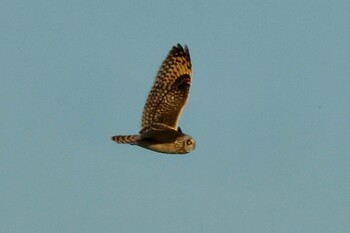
<box><xmin>1</xmin><ymin>0</ymin><xmax>349</xmax><ymax>232</ymax></box>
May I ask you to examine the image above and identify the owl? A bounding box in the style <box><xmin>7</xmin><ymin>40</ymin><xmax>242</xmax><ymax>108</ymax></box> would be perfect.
<box><xmin>112</xmin><ymin>44</ymin><xmax>195</xmax><ymax>154</ymax></box>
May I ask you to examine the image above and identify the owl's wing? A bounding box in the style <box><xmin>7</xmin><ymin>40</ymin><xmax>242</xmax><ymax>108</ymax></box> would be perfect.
<box><xmin>140</xmin><ymin>44</ymin><xmax>192</xmax><ymax>133</ymax></box>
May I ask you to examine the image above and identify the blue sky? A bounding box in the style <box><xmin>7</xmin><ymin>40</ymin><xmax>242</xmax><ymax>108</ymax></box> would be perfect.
<box><xmin>1</xmin><ymin>0</ymin><xmax>349</xmax><ymax>232</ymax></box>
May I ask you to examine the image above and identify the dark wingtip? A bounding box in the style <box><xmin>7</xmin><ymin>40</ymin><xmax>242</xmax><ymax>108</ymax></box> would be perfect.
<box><xmin>176</xmin><ymin>43</ymin><xmax>183</xmax><ymax>50</ymax></box>
<box><xmin>172</xmin><ymin>43</ymin><xmax>190</xmax><ymax>59</ymax></box>
<box><xmin>172</xmin><ymin>43</ymin><xmax>187</xmax><ymax>50</ymax></box>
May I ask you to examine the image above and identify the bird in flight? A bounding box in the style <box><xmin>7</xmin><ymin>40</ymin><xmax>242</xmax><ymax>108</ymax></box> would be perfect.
<box><xmin>112</xmin><ymin>44</ymin><xmax>195</xmax><ymax>154</ymax></box>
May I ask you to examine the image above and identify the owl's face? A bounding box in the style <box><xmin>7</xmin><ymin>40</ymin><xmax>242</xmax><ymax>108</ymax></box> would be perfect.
<box><xmin>175</xmin><ymin>135</ymin><xmax>196</xmax><ymax>154</ymax></box>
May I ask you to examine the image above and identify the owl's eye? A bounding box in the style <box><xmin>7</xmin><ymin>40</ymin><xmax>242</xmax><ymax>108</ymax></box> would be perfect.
<box><xmin>186</xmin><ymin>139</ymin><xmax>192</xmax><ymax>145</ymax></box>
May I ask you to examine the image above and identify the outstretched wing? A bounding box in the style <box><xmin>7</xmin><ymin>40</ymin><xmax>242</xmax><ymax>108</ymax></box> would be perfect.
<box><xmin>140</xmin><ymin>44</ymin><xmax>192</xmax><ymax>133</ymax></box>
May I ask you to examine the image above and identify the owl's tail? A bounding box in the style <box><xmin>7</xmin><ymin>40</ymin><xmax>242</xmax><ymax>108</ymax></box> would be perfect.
<box><xmin>111</xmin><ymin>135</ymin><xmax>139</xmax><ymax>144</ymax></box>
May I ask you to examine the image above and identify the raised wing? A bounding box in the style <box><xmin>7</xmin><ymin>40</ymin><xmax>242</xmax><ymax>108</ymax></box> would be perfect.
<box><xmin>140</xmin><ymin>44</ymin><xmax>192</xmax><ymax>133</ymax></box>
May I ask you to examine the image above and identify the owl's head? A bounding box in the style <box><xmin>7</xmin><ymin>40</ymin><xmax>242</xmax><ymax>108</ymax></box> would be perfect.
<box><xmin>175</xmin><ymin>135</ymin><xmax>196</xmax><ymax>154</ymax></box>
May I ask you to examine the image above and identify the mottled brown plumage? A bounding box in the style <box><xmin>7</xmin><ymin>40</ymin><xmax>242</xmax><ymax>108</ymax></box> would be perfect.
<box><xmin>141</xmin><ymin>45</ymin><xmax>192</xmax><ymax>132</ymax></box>
<box><xmin>112</xmin><ymin>44</ymin><xmax>195</xmax><ymax>154</ymax></box>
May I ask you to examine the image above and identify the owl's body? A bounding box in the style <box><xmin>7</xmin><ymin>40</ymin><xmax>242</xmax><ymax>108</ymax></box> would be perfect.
<box><xmin>114</xmin><ymin>127</ymin><xmax>194</xmax><ymax>154</ymax></box>
<box><xmin>112</xmin><ymin>44</ymin><xmax>195</xmax><ymax>154</ymax></box>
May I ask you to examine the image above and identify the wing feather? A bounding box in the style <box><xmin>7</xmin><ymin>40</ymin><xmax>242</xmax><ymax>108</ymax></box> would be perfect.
<box><xmin>140</xmin><ymin>44</ymin><xmax>192</xmax><ymax>132</ymax></box>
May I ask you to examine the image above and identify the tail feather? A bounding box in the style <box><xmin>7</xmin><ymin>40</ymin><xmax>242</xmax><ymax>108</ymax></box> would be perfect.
<box><xmin>112</xmin><ymin>135</ymin><xmax>139</xmax><ymax>144</ymax></box>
